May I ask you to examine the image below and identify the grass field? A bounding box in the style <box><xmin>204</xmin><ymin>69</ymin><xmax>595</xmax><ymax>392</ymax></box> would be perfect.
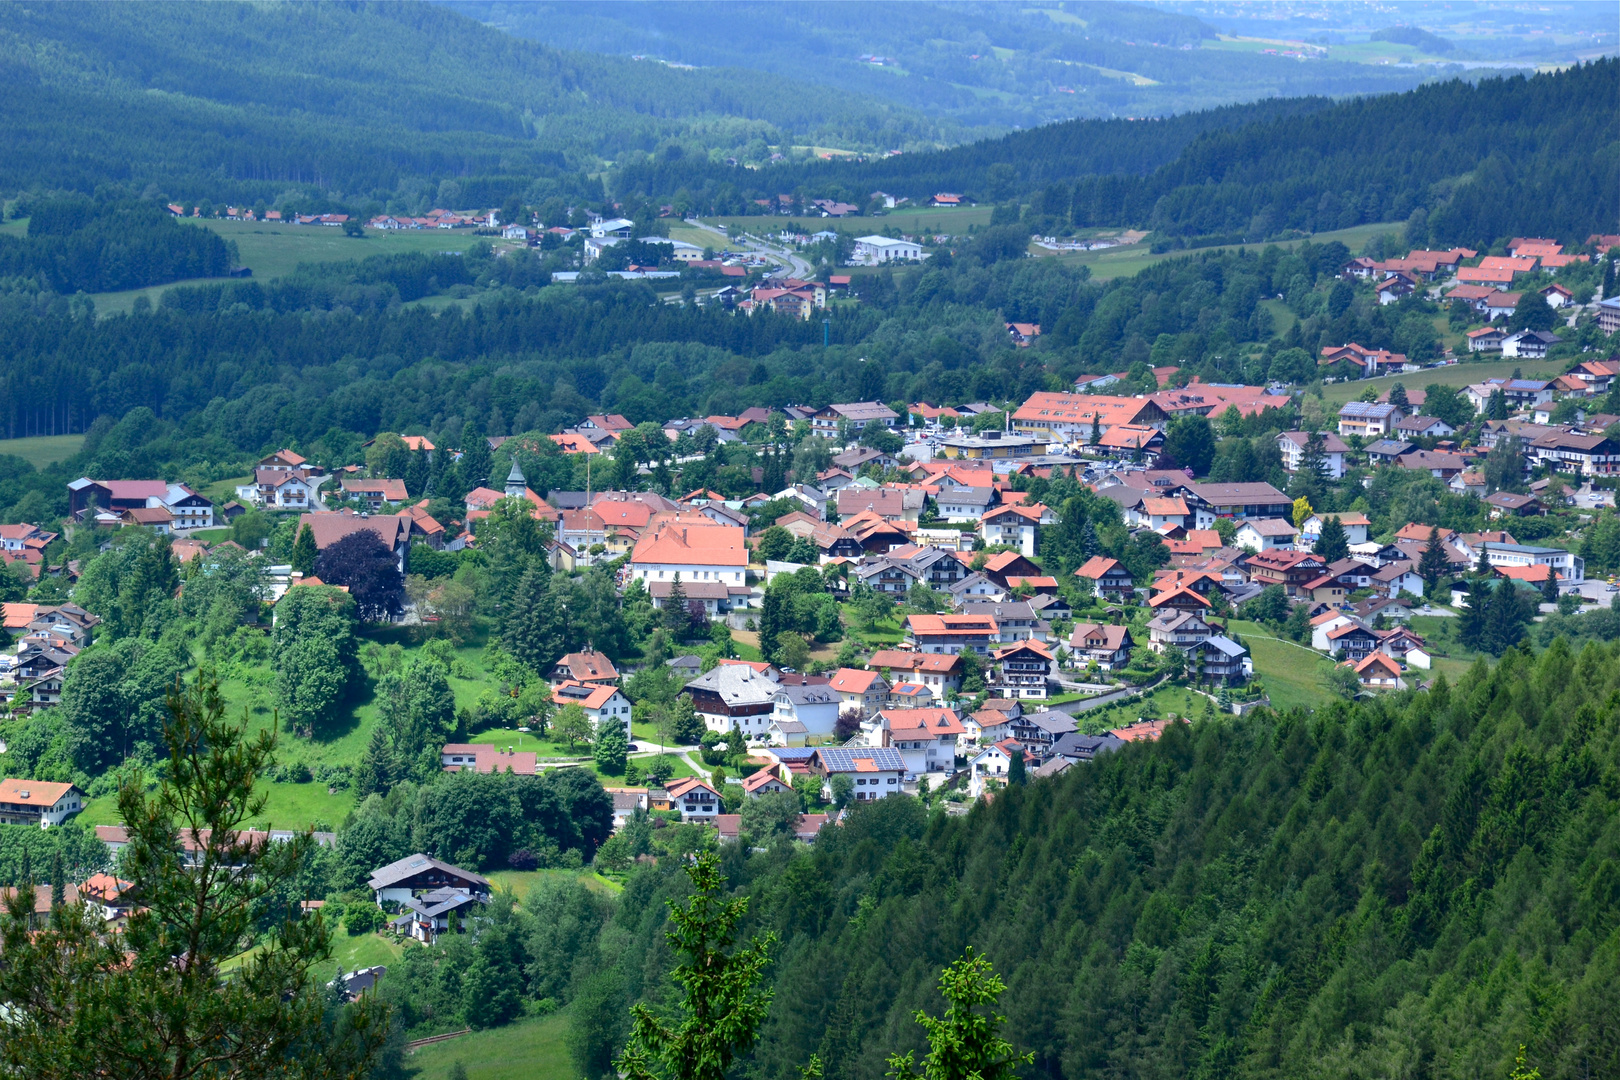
<box><xmin>1226</xmin><ymin>619</ymin><xmax>1335</xmax><ymax>711</ymax></box>
<box><xmin>330</xmin><ymin>929</ymin><xmax>406</xmax><ymax>973</ymax></box>
<box><xmin>1042</xmin><ymin>221</ymin><xmax>1401</xmax><ymax>281</ymax></box>
<box><xmin>483</xmin><ymin>868</ymin><xmax>622</xmax><ymax>900</ymax></box>
<box><xmin>89</xmin><ymin>219</ymin><xmax>501</xmax><ymax>316</ymax></box>
<box><xmin>407</xmin><ymin>1009</ymin><xmax>573</xmax><ymax>1080</ymax></box>
<box><xmin>0</xmin><ymin>434</ymin><xmax>85</xmax><ymax>468</ymax></box>
<box><xmin>1318</xmin><ymin>356</ymin><xmax>1564</xmax><ymax>408</ymax></box>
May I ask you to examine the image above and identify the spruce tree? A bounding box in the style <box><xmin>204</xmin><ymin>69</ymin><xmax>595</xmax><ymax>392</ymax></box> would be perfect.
<box><xmin>663</xmin><ymin>574</ymin><xmax>691</xmax><ymax>637</ymax></box>
<box><xmin>1418</xmin><ymin>526</ymin><xmax>1451</xmax><ymax>591</ymax></box>
<box><xmin>758</xmin><ymin>583</ymin><xmax>784</xmax><ymax>661</ymax></box>
<box><xmin>503</xmin><ymin>562</ymin><xmax>565</xmax><ymax>673</ymax></box>
<box><xmin>458</xmin><ymin>419</ymin><xmax>492</xmax><ymax>490</ymax></box>
<box><xmin>1388</xmin><ymin>382</ymin><xmax>1410</xmax><ymax>412</ymax></box>
<box><xmin>49</xmin><ymin>851</ymin><xmax>64</xmax><ymax>913</ymax></box>
<box><xmin>355</xmin><ymin>726</ymin><xmax>398</xmax><ymax>798</ymax></box>
<box><xmin>1457</xmin><ymin>583</ymin><xmax>1487</xmax><ymax>651</ymax></box>
<box><xmin>617</xmin><ymin>852</ymin><xmax>777</xmax><ymax>1080</ymax></box>
<box><xmin>1006</xmin><ymin>746</ymin><xmax>1026</xmax><ymax>786</ymax></box>
<box><xmin>1314</xmin><ymin>516</ymin><xmax>1349</xmax><ymax>564</ymax></box>
<box><xmin>291</xmin><ymin>524</ymin><xmax>318</xmax><ymax>576</ymax></box>
<box><xmin>1541</xmin><ymin>570</ymin><xmax>1558</xmax><ymax>607</ymax></box>
<box><xmin>886</xmin><ymin>949</ymin><xmax>1033</xmax><ymax>1080</ymax></box>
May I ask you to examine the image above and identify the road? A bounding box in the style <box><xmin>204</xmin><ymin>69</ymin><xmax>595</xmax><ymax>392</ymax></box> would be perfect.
<box><xmin>692</xmin><ymin>218</ymin><xmax>812</xmax><ymax>279</ymax></box>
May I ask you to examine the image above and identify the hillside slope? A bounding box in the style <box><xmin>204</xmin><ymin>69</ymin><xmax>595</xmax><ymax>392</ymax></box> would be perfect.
<box><xmin>0</xmin><ymin>1</ymin><xmax>947</xmax><ymax>205</ymax></box>
<box><xmin>601</xmin><ymin>643</ymin><xmax>1620</xmax><ymax>1080</ymax></box>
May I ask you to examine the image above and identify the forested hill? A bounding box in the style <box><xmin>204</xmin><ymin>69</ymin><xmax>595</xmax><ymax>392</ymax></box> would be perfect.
<box><xmin>619</xmin><ymin>60</ymin><xmax>1619</xmax><ymax>249</ymax></box>
<box><xmin>0</xmin><ymin>1</ymin><xmax>946</xmax><ymax>207</ymax></box>
<box><xmin>613</xmin><ymin>95</ymin><xmax>1335</xmax><ymax>208</ymax></box>
<box><xmin>588</xmin><ymin>643</ymin><xmax>1620</xmax><ymax>1080</ymax></box>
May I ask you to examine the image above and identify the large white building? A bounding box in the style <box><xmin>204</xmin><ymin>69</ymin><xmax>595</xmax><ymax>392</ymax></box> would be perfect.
<box><xmin>852</xmin><ymin>235</ymin><xmax>923</xmax><ymax>265</ymax></box>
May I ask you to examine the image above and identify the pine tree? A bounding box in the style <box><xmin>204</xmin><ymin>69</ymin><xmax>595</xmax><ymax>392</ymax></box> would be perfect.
<box><xmin>291</xmin><ymin>524</ymin><xmax>318</xmax><ymax>576</ymax></box>
<box><xmin>1418</xmin><ymin>526</ymin><xmax>1451</xmax><ymax>591</ymax></box>
<box><xmin>503</xmin><ymin>562</ymin><xmax>565</xmax><ymax>673</ymax></box>
<box><xmin>1541</xmin><ymin>570</ymin><xmax>1558</xmax><ymax>606</ymax></box>
<box><xmin>1485</xmin><ymin>580</ymin><xmax>1531</xmax><ymax>654</ymax></box>
<box><xmin>49</xmin><ymin>851</ymin><xmax>64</xmax><ymax>913</ymax></box>
<box><xmin>1089</xmin><ymin>412</ymin><xmax>1101</xmax><ymax>446</ymax></box>
<box><xmin>403</xmin><ymin>450</ymin><xmax>429</xmax><ymax>498</ymax></box>
<box><xmin>1476</xmin><ymin>542</ymin><xmax>1493</xmax><ymax>576</ymax></box>
<box><xmin>617</xmin><ymin>852</ymin><xmax>777</xmax><ymax>1080</ymax></box>
<box><xmin>1488</xmin><ymin>389</ymin><xmax>1509</xmax><ymax>421</ymax></box>
<box><xmin>1006</xmin><ymin>746</ymin><xmax>1026</xmax><ymax>786</ymax></box>
<box><xmin>663</xmin><ymin>574</ymin><xmax>691</xmax><ymax>637</ymax></box>
<box><xmin>1314</xmin><ymin>516</ymin><xmax>1349</xmax><ymax>563</ymax></box>
<box><xmin>1457</xmin><ymin>583</ymin><xmax>1487</xmax><ymax>651</ymax></box>
<box><xmin>885</xmin><ymin>949</ymin><xmax>1033</xmax><ymax>1080</ymax></box>
<box><xmin>355</xmin><ymin>726</ymin><xmax>398</xmax><ymax>798</ymax></box>
<box><xmin>1388</xmin><ymin>382</ymin><xmax>1410</xmax><ymax>411</ymax></box>
<box><xmin>459</xmin><ymin>419</ymin><xmax>492</xmax><ymax>490</ymax></box>
<box><xmin>758</xmin><ymin>584</ymin><xmax>784</xmax><ymax>661</ymax></box>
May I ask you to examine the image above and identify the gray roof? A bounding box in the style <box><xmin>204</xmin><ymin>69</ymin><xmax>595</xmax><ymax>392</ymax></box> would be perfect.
<box><xmin>770</xmin><ymin>718</ymin><xmax>809</xmax><ymax>734</ymax></box>
<box><xmin>774</xmin><ymin>684</ymin><xmax>837</xmax><ymax>706</ymax></box>
<box><xmin>1016</xmin><ymin>711</ymin><xmax>1078</xmax><ymax>736</ymax></box>
<box><xmin>938</xmin><ymin>486</ymin><xmax>997</xmax><ymax>507</ymax></box>
<box><xmin>1201</xmin><ymin>635</ymin><xmax>1247</xmax><ymax>658</ymax></box>
<box><xmin>948</xmin><ymin>572</ymin><xmax>999</xmax><ymax>596</ymax></box>
<box><xmin>772</xmin><ymin>748</ymin><xmax>818</xmax><ymax>763</ymax></box>
<box><xmin>666</xmin><ymin>654</ymin><xmax>704</xmax><ymax>670</ymax></box>
<box><xmin>367</xmin><ymin>853</ymin><xmax>488</xmax><ymax>892</ymax></box>
<box><xmin>1365</xmin><ymin>439</ymin><xmax>1416</xmax><ymax>457</ymax></box>
<box><xmin>1051</xmin><ymin>732</ymin><xmax>1125</xmax><ymax>760</ymax></box>
<box><xmin>813</xmin><ymin>746</ymin><xmax>907</xmax><ymax>773</ymax></box>
<box><xmin>685</xmin><ymin>664</ymin><xmax>780</xmax><ymax>706</ymax></box>
<box><xmin>1338</xmin><ymin>401</ymin><xmax>1401</xmax><ymax>419</ymax></box>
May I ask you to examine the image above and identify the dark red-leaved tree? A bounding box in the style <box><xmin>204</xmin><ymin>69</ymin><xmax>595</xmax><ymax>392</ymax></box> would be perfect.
<box><xmin>313</xmin><ymin>530</ymin><xmax>404</xmax><ymax>622</ymax></box>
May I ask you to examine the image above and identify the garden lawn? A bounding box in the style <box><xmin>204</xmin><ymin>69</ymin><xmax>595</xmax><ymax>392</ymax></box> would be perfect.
<box><xmin>484</xmin><ymin>868</ymin><xmax>621</xmax><ymax>901</ymax></box>
<box><xmin>1226</xmin><ymin>619</ymin><xmax>1334</xmax><ymax>711</ymax></box>
<box><xmin>328</xmin><ymin>929</ymin><xmax>405</xmax><ymax>973</ymax></box>
<box><xmin>407</xmin><ymin>1009</ymin><xmax>572</xmax><ymax>1080</ymax></box>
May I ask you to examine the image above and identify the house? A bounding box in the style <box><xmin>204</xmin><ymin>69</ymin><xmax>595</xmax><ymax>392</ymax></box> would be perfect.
<box><xmin>1193</xmin><ymin>635</ymin><xmax>1250</xmax><ymax>683</ymax></box>
<box><xmin>1050</xmin><ymin>731</ymin><xmax>1126</xmax><ymax>765</ymax></box>
<box><xmin>1474</xmin><ymin>541</ymin><xmax>1584</xmax><ymax>582</ymax></box>
<box><xmin>0</xmin><ymin>779</ymin><xmax>84</xmax><ymax>826</ymax></box>
<box><xmin>770</xmin><ymin>684</ymin><xmax>839</xmax><ymax>738</ymax></box>
<box><xmin>957</xmin><ymin>599</ymin><xmax>1049</xmax><ymax>643</ymax></box>
<box><xmin>1526</xmin><ymin>431</ymin><xmax>1620</xmax><ymax>477</ymax></box>
<box><xmin>1371</xmin><ymin>560</ymin><xmax>1426</xmax><ymax>599</ymax></box>
<box><xmin>1006</xmin><ymin>322</ymin><xmax>1041</xmax><ymax>346</ymax></box>
<box><xmin>1540</xmin><ymin>283</ymin><xmax>1575</xmax><ymax>308</ymax></box>
<box><xmin>629</xmin><ymin>524</ymin><xmax>749</xmax><ymax>611</ymax></box>
<box><xmin>1235</xmin><ymin>518</ymin><xmax>1298</xmax><ymax>552</ymax></box>
<box><xmin>1394</xmin><ymin>416</ymin><xmax>1456</xmax><ymax>440</ymax></box>
<box><xmin>1245</xmin><ymin>550</ymin><xmax>1328</xmax><ymax>595</ymax></box>
<box><xmin>809</xmin><ymin>746</ymin><xmax>908</xmax><ymax>801</ymax></box>
<box><xmin>1396</xmin><ymin>451</ymin><xmax>1468</xmax><ymax>480</ymax></box>
<box><xmin>1337</xmin><ymin>402</ymin><xmax>1403</xmax><ymax>438</ymax></box>
<box><xmin>836</xmin><ymin>488</ymin><xmax>925</xmax><ymax>524</ymax></box>
<box><xmin>368</xmin><ymin>854</ymin><xmax>489</xmax><ymax>944</ymax></box>
<box><xmin>551</xmin><ymin>681</ymin><xmax>633</xmax><ymax>740</ymax></box>
<box><xmin>297</xmin><ymin>511</ymin><xmax>413</xmax><ymax>573</ymax></box>
<box><xmin>851</xmin><ymin>235</ymin><xmax>922</xmax><ymax>264</ymax></box>
<box><xmin>1276</xmin><ymin>431</ymin><xmax>1350</xmax><ymax>478</ymax></box>
<box><xmin>880</xmin><ymin>709</ymin><xmax>964</xmax><ymax>774</ymax></box>
<box><xmin>1147</xmin><ymin>609</ymin><xmax>1212</xmax><ymax>653</ymax></box>
<box><xmin>1147</xmin><ymin>583</ymin><xmax>1213</xmax><ymax>616</ymax></box>
<box><xmin>1182</xmin><ymin>482</ymin><xmax>1293</xmax><ymax>524</ymax></box>
<box><xmin>1323</xmin><ymin>621</ymin><xmax>1381</xmax><ymax>661</ymax></box>
<box><xmin>1300</xmin><ymin>513</ymin><xmax>1371</xmax><ymax>548</ymax></box>
<box><xmin>1350</xmin><ymin>652</ymin><xmax>1405</xmax><ymax>690</ymax></box>
<box><xmin>1073</xmin><ymin>555</ymin><xmax>1133</xmax><ymax>600</ymax></box>
<box><xmin>979</xmin><ymin>504</ymin><xmax>1049</xmax><ymax>556</ymax></box>
<box><xmin>553</xmin><ymin>650</ymin><xmax>619</xmax><ymax>685</ymax></box>
<box><xmin>905</xmin><ymin>613</ymin><xmax>999</xmax><ymax>654</ymax></box>
<box><xmin>935</xmin><ymin>486</ymin><xmax>997</xmax><ymax>523</ymax></box>
<box><xmin>826</xmin><ymin>667</ymin><xmax>890</xmax><ymax>717</ymax></box>
<box><xmin>1501</xmin><ymin>330</ymin><xmax>1561</xmax><ymax>360</ymax></box>
<box><xmin>1467</xmin><ymin>326</ymin><xmax>1508</xmax><ymax>353</ymax></box>
<box><xmin>968</xmin><ymin>739</ymin><xmax>1032</xmax><ymax>796</ymax></box>
<box><xmin>439</xmin><ymin>744</ymin><xmax>538</xmax><ymax>775</ymax></box>
<box><xmin>1364</xmin><ymin>439</ymin><xmax>1416</xmax><ymax>466</ymax></box>
<box><xmin>866</xmin><ymin>650</ymin><xmax>963</xmax><ymax>695</ymax></box>
<box><xmin>1067</xmin><ymin>623</ymin><xmax>1132</xmax><ymax>670</ymax></box>
<box><xmin>740</xmin><ymin>770</ymin><xmax>794</xmax><ymax>800</ymax></box>
<box><xmin>685</xmin><ymin>663</ymin><xmax>781</xmax><ymax>735</ymax></box>
<box><xmin>991</xmin><ymin>640</ymin><xmax>1053</xmax><ymax>699</ymax></box>
<box><xmin>939</xmin><ymin>431</ymin><xmax>1048</xmax><ymax>460</ymax></box>
<box><xmin>1485</xmin><ymin>492</ymin><xmax>1543</xmax><ymax>519</ymax></box>
<box><xmin>663</xmin><ymin>777</ymin><xmax>724</xmax><ymax>821</ymax></box>
<box><xmin>1467</xmin><ymin>378</ymin><xmax>1554</xmax><ymax>413</ymax></box>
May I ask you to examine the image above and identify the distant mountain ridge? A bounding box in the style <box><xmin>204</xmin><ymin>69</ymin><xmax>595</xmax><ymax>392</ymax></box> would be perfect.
<box><xmin>0</xmin><ymin>1</ymin><xmax>952</xmax><ymax>206</ymax></box>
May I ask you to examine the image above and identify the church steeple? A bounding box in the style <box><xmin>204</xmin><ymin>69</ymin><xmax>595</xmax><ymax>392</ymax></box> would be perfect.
<box><xmin>505</xmin><ymin>460</ymin><xmax>527</xmax><ymax>498</ymax></box>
